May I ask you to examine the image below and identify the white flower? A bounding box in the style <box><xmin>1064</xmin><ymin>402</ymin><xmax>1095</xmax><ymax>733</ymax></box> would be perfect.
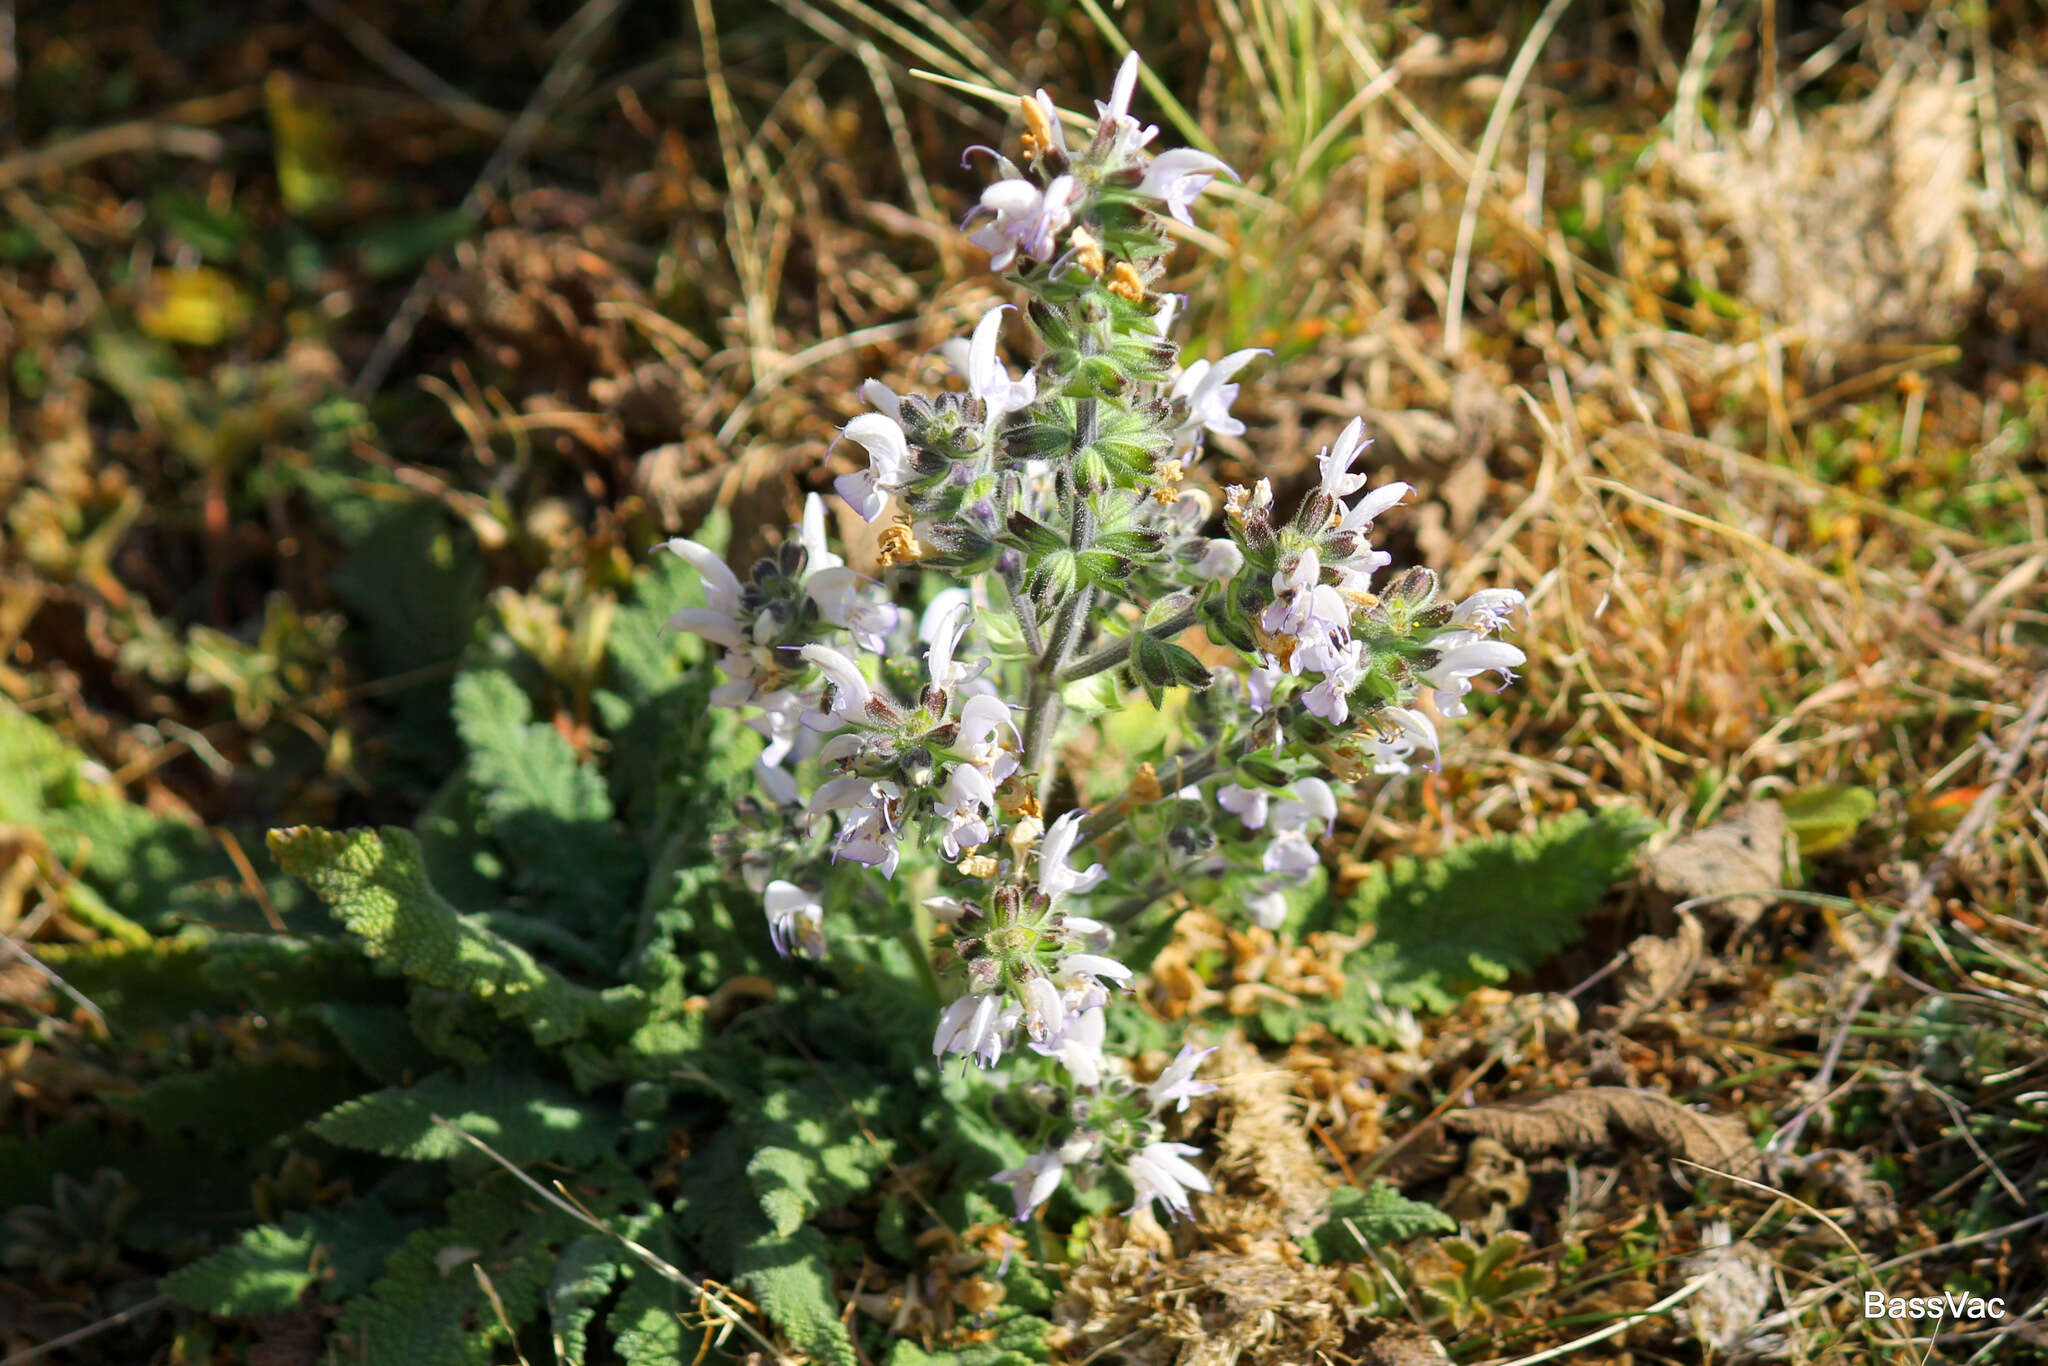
<box><xmin>1369</xmin><ymin>705</ymin><xmax>1441</xmax><ymax>774</ymax></box>
<box><xmin>763</xmin><ymin>880</ymin><xmax>826</xmax><ymax>959</ymax></box>
<box><xmin>794</xmin><ymin>492</ymin><xmax>843</xmax><ymax>576</ymax></box>
<box><xmin>1146</xmin><ymin>1043</ymin><xmax>1219</xmax><ymax>1113</ymax></box>
<box><xmin>942</xmin><ymin>304</ymin><xmax>1037</xmax><ymax>422</ymax></box>
<box><xmin>991</xmin><ymin>1149</ymin><xmax>1066</xmax><ymax>1221</ymax></box>
<box><xmin>1136</xmin><ymin>148</ymin><xmax>1236</xmax><ymax>223</ymax></box>
<box><xmin>798</xmin><ymin>644</ymin><xmax>873</xmax><ymax>726</ymax></box>
<box><xmin>1191</xmin><ymin>538</ymin><xmax>1244</xmax><ymax>581</ymax></box>
<box><xmin>833</xmin><ymin>410</ymin><xmax>912</xmax><ymax>523</ymax></box>
<box><xmin>1421</xmin><ymin>636</ymin><xmax>1526</xmax><ymax>718</ymax></box>
<box><xmin>1246</xmin><ymin>885</ymin><xmax>1289</xmax><ymax>930</ymax></box>
<box><xmin>1056</xmin><ymin>952</ymin><xmax>1133</xmax><ymax>993</ymax></box>
<box><xmin>1125</xmin><ymin>1141</ymin><xmax>1211</xmax><ymax>1219</ymax></box>
<box><xmin>1171</xmin><ymin>348</ymin><xmax>1265</xmax><ymax>449</ymax></box>
<box><xmin>805</xmin><ymin>567</ymin><xmax>900</xmax><ymax>654</ymax></box>
<box><xmin>1019</xmin><ymin>973</ymin><xmax>1067</xmax><ymax>1044</ymax></box>
<box><xmin>1337</xmin><ymin>481</ymin><xmax>1413</xmax><ymax>535</ymax></box>
<box><xmin>922</xmin><ymin>595</ymin><xmax>986</xmax><ymax>692</ymax></box>
<box><xmin>1316</xmin><ymin>417</ymin><xmax>1373</xmax><ymax>500</ymax></box>
<box><xmin>964</xmin><ymin>175</ymin><xmax>1084</xmax><ymax>271</ymax></box>
<box><xmin>660</xmin><ymin>537</ymin><xmax>747</xmax><ymax>649</ymax></box>
<box><xmin>1031</xmin><ymin>1003</ymin><xmax>1106</xmax><ymax>1086</ymax></box>
<box><xmin>1092</xmin><ymin>52</ymin><xmax>1157</xmax><ymax>166</ymax></box>
<box><xmin>1038</xmin><ymin>810</ymin><xmax>1107</xmax><ymax>902</ymax></box>
<box><xmin>955</xmin><ymin>694</ymin><xmax>1020</xmax><ymax>783</ymax></box>
<box><xmin>934</xmin><ymin>992</ymin><xmax>1004</xmax><ymax>1065</ymax></box>
<box><xmin>935</xmin><ymin>762</ymin><xmax>999</xmax><ymax>859</ymax></box>
<box><xmin>1450</xmin><ymin>588</ymin><xmax>1526</xmax><ymax>634</ymax></box>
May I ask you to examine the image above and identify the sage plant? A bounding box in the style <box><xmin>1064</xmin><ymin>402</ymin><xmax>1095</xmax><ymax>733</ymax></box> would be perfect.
<box><xmin>662</xmin><ymin>54</ymin><xmax>1527</xmax><ymax>1222</ymax></box>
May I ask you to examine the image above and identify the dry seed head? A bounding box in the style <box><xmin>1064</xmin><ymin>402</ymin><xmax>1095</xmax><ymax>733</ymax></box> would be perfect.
<box><xmin>1069</xmin><ymin>226</ymin><xmax>1106</xmax><ymax>277</ymax></box>
<box><xmin>1018</xmin><ymin>95</ymin><xmax>1055</xmax><ymax>162</ymax></box>
<box><xmin>877</xmin><ymin>522</ymin><xmax>924</xmax><ymax>567</ymax></box>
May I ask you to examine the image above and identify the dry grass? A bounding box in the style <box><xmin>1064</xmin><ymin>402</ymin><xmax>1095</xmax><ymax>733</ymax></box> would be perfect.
<box><xmin>4</xmin><ymin>1</ymin><xmax>2047</xmax><ymax>1362</ymax></box>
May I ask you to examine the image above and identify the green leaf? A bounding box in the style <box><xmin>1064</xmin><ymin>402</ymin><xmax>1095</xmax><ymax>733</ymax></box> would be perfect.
<box><xmin>268</xmin><ymin>825</ymin><xmax>645</xmax><ymax>1045</ymax></box>
<box><xmin>312</xmin><ymin>1069</ymin><xmax>618</xmax><ymax>1165</ymax></box>
<box><xmin>1335</xmin><ymin>805</ymin><xmax>1656</xmax><ymax>1013</ymax></box>
<box><xmin>336</xmin><ymin>1185</ymin><xmax>578</xmax><ymax>1366</ymax></box>
<box><xmin>609</xmin><ymin>1263</ymin><xmax>686</xmax><ymax>1366</ymax></box>
<box><xmin>1779</xmin><ymin>784</ymin><xmax>1877</xmax><ymax>854</ymax></box>
<box><xmin>1300</xmin><ymin>1182</ymin><xmax>1455</xmax><ymax>1262</ymax></box>
<box><xmin>162</xmin><ymin>1222</ymin><xmax>317</xmax><ymax>1316</ymax></box>
<box><xmin>549</xmin><ymin>1238</ymin><xmax>628</xmax><ymax>1366</ymax></box>
<box><xmin>357</xmin><ymin>209</ymin><xmax>476</xmax><ymax>279</ymax></box>
<box><xmin>452</xmin><ymin>669</ymin><xmax>638</xmax><ymax>929</ymax></box>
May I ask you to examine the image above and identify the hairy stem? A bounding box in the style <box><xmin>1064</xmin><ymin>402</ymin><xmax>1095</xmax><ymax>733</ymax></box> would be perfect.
<box><xmin>1058</xmin><ymin>600</ymin><xmax>1202</xmax><ymax>683</ymax></box>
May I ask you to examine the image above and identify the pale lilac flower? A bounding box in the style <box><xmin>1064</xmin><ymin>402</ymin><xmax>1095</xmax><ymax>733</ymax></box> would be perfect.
<box><xmin>1262</xmin><ymin>827</ymin><xmax>1321</xmax><ymax>877</ymax></box>
<box><xmin>810</xmin><ymin>776</ymin><xmax>903</xmax><ymax>877</ymax></box>
<box><xmin>834</xmin><ymin>411</ymin><xmax>911</xmax><ymax>522</ymax></box>
<box><xmin>1038</xmin><ymin>810</ymin><xmax>1107</xmax><ymax>901</ymax></box>
<box><xmin>1217</xmin><ymin>784</ymin><xmax>1270</xmax><ymax>831</ymax></box>
<box><xmin>1146</xmin><ymin>1044</ymin><xmax>1219</xmax><ymax>1113</ymax></box>
<box><xmin>1297</xmin><ymin>638</ymin><xmax>1364</xmax><ymax>724</ymax></box>
<box><xmin>1136</xmin><ymin>148</ymin><xmax>1236</xmax><ymax>223</ymax></box>
<box><xmin>1125</xmin><ymin>1142</ymin><xmax>1211</xmax><ymax>1219</ymax></box>
<box><xmin>747</xmin><ymin>688</ymin><xmax>810</xmax><ymax>805</ymax></box>
<box><xmin>1421</xmin><ymin>636</ymin><xmax>1526</xmax><ymax>718</ymax></box>
<box><xmin>763</xmin><ymin>880</ymin><xmax>826</xmax><ymax>959</ymax></box>
<box><xmin>964</xmin><ymin>175</ymin><xmax>1084</xmax><ymax>271</ymax></box>
<box><xmin>1170</xmin><ymin>348</ymin><xmax>1265</xmax><ymax>447</ymax></box>
<box><xmin>992</xmin><ymin>1149</ymin><xmax>1066</xmax><ymax>1220</ymax></box>
<box><xmin>1247</xmin><ymin>662</ymin><xmax>1285</xmax><ymax>711</ymax></box>
<box><xmin>1450</xmin><ymin>588</ymin><xmax>1526</xmax><ymax>634</ymax></box>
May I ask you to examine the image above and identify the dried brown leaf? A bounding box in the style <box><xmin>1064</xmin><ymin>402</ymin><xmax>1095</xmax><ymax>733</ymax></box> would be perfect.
<box><xmin>1611</xmin><ymin>910</ymin><xmax>1706</xmax><ymax>1028</ymax></box>
<box><xmin>1445</xmin><ymin>1087</ymin><xmax>1761</xmax><ymax>1179</ymax></box>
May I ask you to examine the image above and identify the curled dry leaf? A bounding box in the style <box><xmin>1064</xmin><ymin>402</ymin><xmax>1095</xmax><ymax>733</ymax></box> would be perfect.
<box><xmin>1444</xmin><ymin>1087</ymin><xmax>1761</xmax><ymax>1180</ymax></box>
<box><xmin>1642</xmin><ymin>801</ymin><xmax>1790</xmax><ymax>928</ymax></box>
